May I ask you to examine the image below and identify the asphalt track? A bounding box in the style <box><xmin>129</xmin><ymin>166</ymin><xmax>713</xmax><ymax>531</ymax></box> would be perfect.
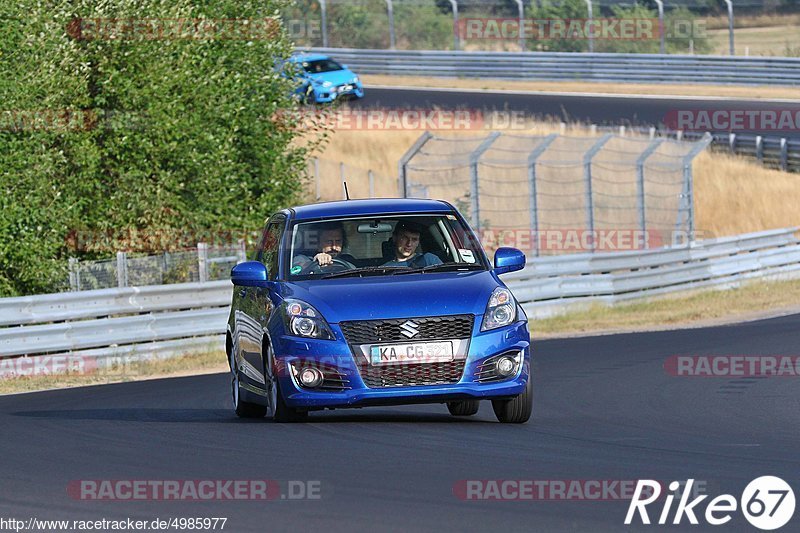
<box><xmin>1</xmin><ymin>313</ymin><xmax>798</xmax><ymax>532</ymax></box>
<box><xmin>355</xmin><ymin>87</ymin><xmax>800</xmax><ymax>138</ymax></box>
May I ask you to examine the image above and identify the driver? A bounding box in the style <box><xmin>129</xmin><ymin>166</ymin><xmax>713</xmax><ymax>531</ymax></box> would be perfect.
<box><xmin>292</xmin><ymin>222</ymin><xmax>355</xmax><ymax>272</ymax></box>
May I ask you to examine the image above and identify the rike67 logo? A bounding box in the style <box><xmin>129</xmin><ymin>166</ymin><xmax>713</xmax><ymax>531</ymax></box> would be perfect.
<box><xmin>626</xmin><ymin>477</ymin><xmax>795</xmax><ymax>530</ymax></box>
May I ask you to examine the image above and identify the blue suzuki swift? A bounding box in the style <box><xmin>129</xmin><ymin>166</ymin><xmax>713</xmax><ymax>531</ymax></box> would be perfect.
<box><xmin>227</xmin><ymin>199</ymin><xmax>531</xmax><ymax>423</ymax></box>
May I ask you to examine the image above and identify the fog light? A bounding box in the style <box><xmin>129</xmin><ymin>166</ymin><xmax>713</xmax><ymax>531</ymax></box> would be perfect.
<box><xmin>496</xmin><ymin>356</ymin><xmax>516</xmax><ymax>377</ymax></box>
<box><xmin>298</xmin><ymin>367</ymin><xmax>324</xmax><ymax>388</ymax></box>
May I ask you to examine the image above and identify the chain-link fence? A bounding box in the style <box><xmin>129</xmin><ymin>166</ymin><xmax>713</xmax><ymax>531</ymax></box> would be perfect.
<box><xmin>400</xmin><ymin>130</ymin><xmax>711</xmax><ymax>255</ymax></box>
<box><xmin>68</xmin><ymin>243</ymin><xmax>247</xmax><ymax>291</ymax></box>
<box><xmin>281</xmin><ymin>0</ymin><xmax>779</xmax><ymax>55</ymax></box>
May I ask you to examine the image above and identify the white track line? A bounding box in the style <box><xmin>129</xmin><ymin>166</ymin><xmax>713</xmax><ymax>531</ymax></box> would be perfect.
<box><xmin>365</xmin><ymin>84</ymin><xmax>800</xmax><ymax>104</ymax></box>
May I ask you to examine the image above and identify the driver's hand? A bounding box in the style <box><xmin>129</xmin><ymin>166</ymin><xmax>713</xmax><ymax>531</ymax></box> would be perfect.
<box><xmin>314</xmin><ymin>252</ymin><xmax>333</xmax><ymax>266</ymax></box>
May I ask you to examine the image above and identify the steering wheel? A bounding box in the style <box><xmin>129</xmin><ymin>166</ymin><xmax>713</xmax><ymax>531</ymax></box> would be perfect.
<box><xmin>300</xmin><ymin>257</ymin><xmax>357</xmax><ymax>275</ymax></box>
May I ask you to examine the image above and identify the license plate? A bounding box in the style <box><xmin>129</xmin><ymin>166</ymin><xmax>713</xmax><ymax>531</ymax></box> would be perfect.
<box><xmin>370</xmin><ymin>342</ymin><xmax>453</xmax><ymax>366</ymax></box>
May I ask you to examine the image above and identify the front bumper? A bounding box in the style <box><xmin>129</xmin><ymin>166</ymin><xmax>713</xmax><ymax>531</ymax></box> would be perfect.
<box><xmin>272</xmin><ymin>319</ymin><xmax>530</xmax><ymax>409</ymax></box>
<box><xmin>311</xmin><ymin>83</ymin><xmax>364</xmax><ymax>103</ymax></box>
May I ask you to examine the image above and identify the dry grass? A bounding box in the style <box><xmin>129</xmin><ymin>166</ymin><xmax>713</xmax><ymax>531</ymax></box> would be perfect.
<box><xmin>531</xmin><ymin>277</ymin><xmax>800</xmax><ymax>338</ymax></box>
<box><xmin>0</xmin><ymin>350</ymin><xmax>227</xmax><ymax>395</ymax></box>
<box><xmin>708</xmin><ymin>25</ymin><xmax>800</xmax><ymax>56</ymax></box>
<box><xmin>311</xmin><ymin>123</ymin><xmax>800</xmax><ymax>239</ymax></box>
<box><xmin>705</xmin><ymin>13</ymin><xmax>800</xmax><ymax>30</ymax></box>
<box><xmin>360</xmin><ymin>74</ymin><xmax>800</xmax><ymax>101</ymax></box>
<box><xmin>694</xmin><ymin>150</ymin><xmax>800</xmax><ymax>237</ymax></box>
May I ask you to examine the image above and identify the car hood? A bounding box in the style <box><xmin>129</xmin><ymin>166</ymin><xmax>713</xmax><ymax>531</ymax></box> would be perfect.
<box><xmin>306</xmin><ymin>68</ymin><xmax>357</xmax><ymax>86</ymax></box>
<box><xmin>281</xmin><ymin>271</ymin><xmax>500</xmax><ymax>323</ymax></box>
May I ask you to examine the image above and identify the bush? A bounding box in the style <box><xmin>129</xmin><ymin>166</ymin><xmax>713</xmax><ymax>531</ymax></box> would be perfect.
<box><xmin>0</xmin><ymin>0</ymin><xmax>319</xmax><ymax>296</ymax></box>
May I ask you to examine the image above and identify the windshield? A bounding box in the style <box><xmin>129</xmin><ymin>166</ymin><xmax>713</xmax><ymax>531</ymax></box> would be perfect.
<box><xmin>301</xmin><ymin>59</ymin><xmax>343</xmax><ymax>74</ymax></box>
<box><xmin>286</xmin><ymin>214</ymin><xmax>488</xmax><ymax>281</ymax></box>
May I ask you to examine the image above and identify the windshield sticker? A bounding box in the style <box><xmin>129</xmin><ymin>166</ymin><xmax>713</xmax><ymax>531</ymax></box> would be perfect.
<box><xmin>459</xmin><ymin>249</ymin><xmax>476</xmax><ymax>263</ymax></box>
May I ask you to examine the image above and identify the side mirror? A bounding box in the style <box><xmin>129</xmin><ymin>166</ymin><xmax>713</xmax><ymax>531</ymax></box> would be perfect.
<box><xmin>494</xmin><ymin>247</ymin><xmax>526</xmax><ymax>275</ymax></box>
<box><xmin>341</xmin><ymin>64</ymin><xmax>349</xmax><ymax>69</ymax></box>
<box><xmin>231</xmin><ymin>261</ymin><xmax>270</xmax><ymax>287</ymax></box>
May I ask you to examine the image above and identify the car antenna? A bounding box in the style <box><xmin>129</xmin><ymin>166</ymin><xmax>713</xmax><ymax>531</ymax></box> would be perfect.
<box><xmin>342</xmin><ymin>178</ymin><xmax>350</xmax><ymax>200</ymax></box>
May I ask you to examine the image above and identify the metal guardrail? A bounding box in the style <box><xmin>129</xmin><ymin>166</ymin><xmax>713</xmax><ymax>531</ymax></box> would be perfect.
<box><xmin>303</xmin><ymin>48</ymin><xmax>800</xmax><ymax>86</ymax></box>
<box><xmin>2</xmin><ymin>228</ymin><xmax>799</xmax><ymax>377</ymax></box>
<box><xmin>509</xmin><ymin>227</ymin><xmax>800</xmax><ymax>317</ymax></box>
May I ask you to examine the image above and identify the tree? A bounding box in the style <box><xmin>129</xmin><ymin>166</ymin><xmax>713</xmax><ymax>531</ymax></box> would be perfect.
<box><xmin>0</xmin><ymin>0</ymin><xmax>318</xmax><ymax>296</ymax></box>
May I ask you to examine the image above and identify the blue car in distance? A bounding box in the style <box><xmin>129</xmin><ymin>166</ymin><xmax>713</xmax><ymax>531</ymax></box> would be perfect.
<box><xmin>227</xmin><ymin>199</ymin><xmax>531</xmax><ymax>423</ymax></box>
<box><xmin>287</xmin><ymin>53</ymin><xmax>364</xmax><ymax>103</ymax></box>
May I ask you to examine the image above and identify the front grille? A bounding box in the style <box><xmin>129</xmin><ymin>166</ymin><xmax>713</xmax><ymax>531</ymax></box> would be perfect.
<box><xmin>359</xmin><ymin>361</ymin><xmax>465</xmax><ymax>388</ymax></box>
<box><xmin>341</xmin><ymin>315</ymin><xmax>474</xmax><ymax>345</ymax></box>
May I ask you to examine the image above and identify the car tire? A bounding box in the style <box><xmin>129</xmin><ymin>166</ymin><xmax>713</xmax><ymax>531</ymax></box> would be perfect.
<box><xmin>492</xmin><ymin>376</ymin><xmax>532</xmax><ymax>424</ymax></box>
<box><xmin>230</xmin><ymin>350</ymin><xmax>267</xmax><ymax>419</ymax></box>
<box><xmin>447</xmin><ymin>400</ymin><xmax>480</xmax><ymax>416</ymax></box>
<box><xmin>272</xmin><ymin>377</ymin><xmax>308</xmax><ymax>423</ymax></box>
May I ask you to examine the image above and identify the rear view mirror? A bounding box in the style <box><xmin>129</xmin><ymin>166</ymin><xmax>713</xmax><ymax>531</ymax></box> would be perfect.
<box><xmin>358</xmin><ymin>222</ymin><xmax>393</xmax><ymax>233</ymax></box>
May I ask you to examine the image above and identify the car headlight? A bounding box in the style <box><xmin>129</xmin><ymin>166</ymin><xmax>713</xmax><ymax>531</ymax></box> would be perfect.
<box><xmin>282</xmin><ymin>299</ymin><xmax>334</xmax><ymax>340</ymax></box>
<box><xmin>353</xmin><ymin>76</ymin><xmax>359</xmax><ymax>84</ymax></box>
<box><xmin>481</xmin><ymin>287</ymin><xmax>517</xmax><ymax>331</ymax></box>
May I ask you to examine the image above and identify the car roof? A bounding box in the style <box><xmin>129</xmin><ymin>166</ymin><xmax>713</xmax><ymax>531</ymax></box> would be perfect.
<box><xmin>289</xmin><ymin>53</ymin><xmax>330</xmax><ymax>63</ymax></box>
<box><xmin>289</xmin><ymin>199</ymin><xmax>454</xmax><ymax>221</ymax></box>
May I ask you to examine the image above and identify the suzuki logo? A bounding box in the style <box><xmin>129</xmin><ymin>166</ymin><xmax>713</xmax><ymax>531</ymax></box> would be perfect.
<box><xmin>400</xmin><ymin>320</ymin><xmax>420</xmax><ymax>339</ymax></box>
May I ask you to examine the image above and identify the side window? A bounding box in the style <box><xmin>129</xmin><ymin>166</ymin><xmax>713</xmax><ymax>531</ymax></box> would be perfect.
<box><xmin>260</xmin><ymin>219</ymin><xmax>285</xmax><ymax>280</ymax></box>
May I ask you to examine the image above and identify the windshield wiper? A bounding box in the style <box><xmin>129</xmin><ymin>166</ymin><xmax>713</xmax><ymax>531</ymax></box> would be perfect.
<box><xmin>320</xmin><ymin>266</ymin><xmax>411</xmax><ymax>279</ymax></box>
<box><xmin>395</xmin><ymin>262</ymin><xmax>484</xmax><ymax>275</ymax></box>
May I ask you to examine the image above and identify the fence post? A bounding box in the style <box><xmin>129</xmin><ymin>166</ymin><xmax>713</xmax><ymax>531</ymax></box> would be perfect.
<box><xmin>198</xmin><ymin>243</ymin><xmax>208</xmax><ymax>283</ymax></box>
<box><xmin>68</xmin><ymin>257</ymin><xmax>79</xmax><ymax>291</ymax></box>
<box><xmin>583</xmin><ymin>134</ymin><xmax>613</xmax><ymax>253</ymax></box>
<box><xmin>780</xmin><ymin>138</ymin><xmax>788</xmax><ymax>171</ymax></box>
<box><xmin>636</xmin><ymin>139</ymin><xmax>664</xmax><ymax>239</ymax></box>
<box><xmin>514</xmin><ymin>0</ymin><xmax>525</xmax><ymax>51</ymax></box>
<box><xmin>236</xmin><ymin>239</ymin><xmax>247</xmax><ymax>263</ymax></box>
<box><xmin>654</xmin><ymin>0</ymin><xmax>665</xmax><ymax>54</ymax></box>
<box><xmin>398</xmin><ymin>131</ymin><xmax>433</xmax><ymax>198</ymax></box>
<box><xmin>449</xmin><ymin>0</ymin><xmax>459</xmax><ymax>51</ymax></box>
<box><xmin>319</xmin><ymin>0</ymin><xmax>328</xmax><ymax>47</ymax></box>
<box><xmin>755</xmin><ymin>135</ymin><xmax>763</xmax><ymax>163</ymax></box>
<box><xmin>678</xmin><ymin>133</ymin><xmax>713</xmax><ymax>243</ymax></box>
<box><xmin>724</xmin><ymin>0</ymin><xmax>735</xmax><ymax>55</ymax></box>
<box><xmin>584</xmin><ymin>0</ymin><xmax>593</xmax><ymax>53</ymax></box>
<box><xmin>468</xmin><ymin>132</ymin><xmax>501</xmax><ymax>231</ymax></box>
<box><xmin>116</xmin><ymin>251</ymin><xmax>128</xmax><ymax>288</ymax></box>
<box><xmin>527</xmin><ymin>134</ymin><xmax>558</xmax><ymax>258</ymax></box>
<box><xmin>729</xmin><ymin>133</ymin><xmax>736</xmax><ymax>153</ymax></box>
<box><xmin>386</xmin><ymin>0</ymin><xmax>396</xmax><ymax>49</ymax></box>
<box><xmin>368</xmin><ymin>169</ymin><xmax>375</xmax><ymax>198</ymax></box>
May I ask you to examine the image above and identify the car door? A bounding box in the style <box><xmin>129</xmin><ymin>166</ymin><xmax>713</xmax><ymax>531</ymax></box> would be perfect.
<box><xmin>250</xmin><ymin>215</ymin><xmax>286</xmax><ymax>370</ymax></box>
<box><xmin>231</xmin><ymin>216</ymin><xmax>283</xmax><ymax>391</ymax></box>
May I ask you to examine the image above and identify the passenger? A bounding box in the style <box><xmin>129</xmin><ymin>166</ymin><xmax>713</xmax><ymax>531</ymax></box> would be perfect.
<box><xmin>382</xmin><ymin>221</ymin><xmax>443</xmax><ymax>268</ymax></box>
